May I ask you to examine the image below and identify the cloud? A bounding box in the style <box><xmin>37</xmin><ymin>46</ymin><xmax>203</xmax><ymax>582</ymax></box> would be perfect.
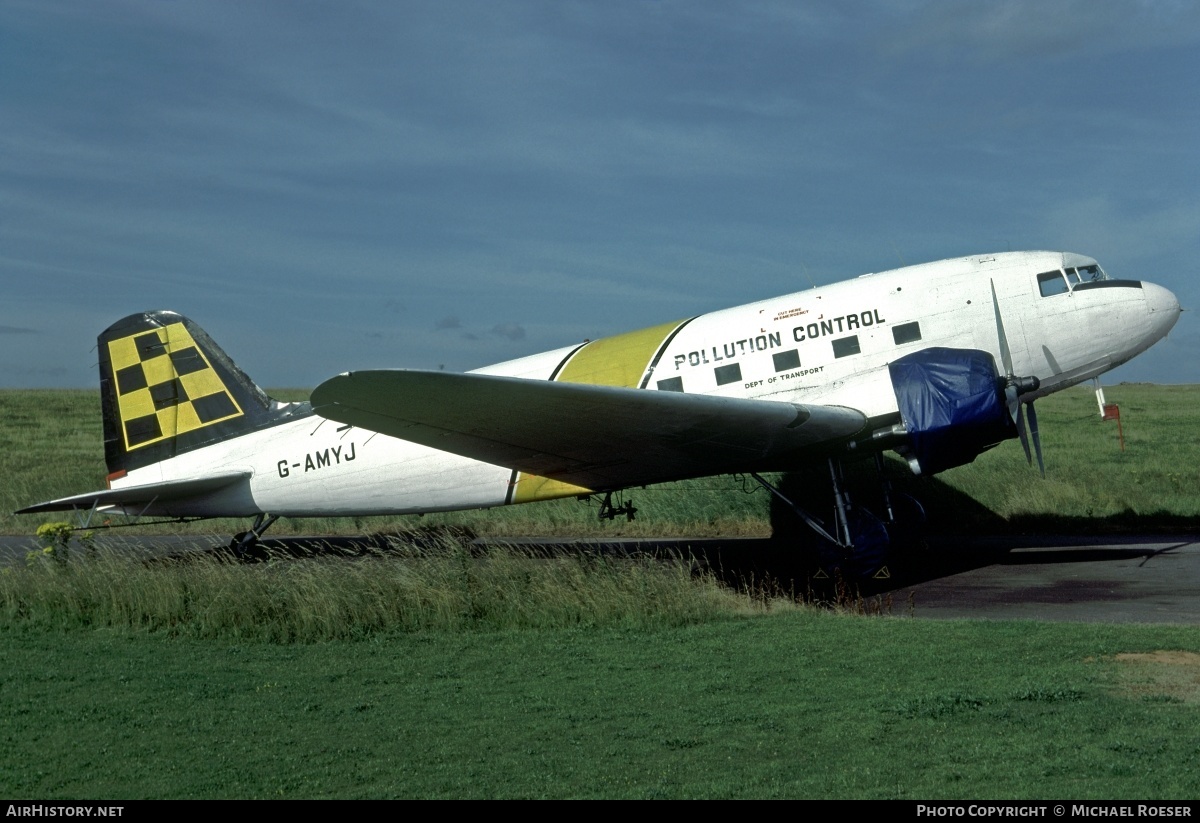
<box><xmin>877</xmin><ymin>0</ymin><xmax>1200</xmax><ymax>63</ymax></box>
<box><xmin>1</xmin><ymin>1</ymin><xmax>1194</xmax><ymax>386</ymax></box>
<box><xmin>490</xmin><ymin>322</ymin><xmax>526</xmax><ymax>342</ymax></box>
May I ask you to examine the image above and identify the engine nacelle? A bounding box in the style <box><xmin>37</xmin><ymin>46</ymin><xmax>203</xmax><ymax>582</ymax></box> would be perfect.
<box><xmin>888</xmin><ymin>347</ymin><xmax>1017</xmax><ymax>476</ymax></box>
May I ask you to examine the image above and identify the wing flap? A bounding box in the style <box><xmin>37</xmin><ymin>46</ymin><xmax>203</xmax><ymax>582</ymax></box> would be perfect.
<box><xmin>16</xmin><ymin>471</ymin><xmax>252</xmax><ymax>515</ymax></box>
<box><xmin>311</xmin><ymin>370</ymin><xmax>866</xmax><ymax>490</ymax></box>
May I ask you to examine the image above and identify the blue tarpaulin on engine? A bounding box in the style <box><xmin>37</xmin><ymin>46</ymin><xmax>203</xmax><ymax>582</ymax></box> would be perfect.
<box><xmin>888</xmin><ymin>347</ymin><xmax>1015</xmax><ymax>476</ymax></box>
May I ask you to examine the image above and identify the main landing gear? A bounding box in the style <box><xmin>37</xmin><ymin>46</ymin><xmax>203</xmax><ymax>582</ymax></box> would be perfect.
<box><xmin>754</xmin><ymin>453</ymin><xmax>925</xmax><ymax>582</ymax></box>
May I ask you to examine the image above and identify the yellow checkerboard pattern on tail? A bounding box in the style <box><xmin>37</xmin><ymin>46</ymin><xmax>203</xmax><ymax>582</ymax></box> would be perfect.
<box><xmin>108</xmin><ymin>321</ymin><xmax>244</xmax><ymax>451</ymax></box>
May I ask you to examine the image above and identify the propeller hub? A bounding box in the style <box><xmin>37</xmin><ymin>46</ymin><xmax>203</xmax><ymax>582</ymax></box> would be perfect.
<box><xmin>1009</xmin><ymin>375</ymin><xmax>1040</xmax><ymax>396</ymax></box>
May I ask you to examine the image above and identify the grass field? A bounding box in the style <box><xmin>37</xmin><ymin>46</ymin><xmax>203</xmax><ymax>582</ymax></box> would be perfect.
<box><xmin>3</xmin><ymin>615</ymin><xmax>1199</xmax><ymax>798</ymax></box>
<box><xmin>2</xmin><ymin>383</ymin><xmax>1199</xmax><ymax>798</ymax></box>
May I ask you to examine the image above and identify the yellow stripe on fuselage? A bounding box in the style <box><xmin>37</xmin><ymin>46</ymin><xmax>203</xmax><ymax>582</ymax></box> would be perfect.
<box><xmin>511</xmin><ymin>319</ymin><xmax>688</xmax><ymax>504</ymax></box>
<box><xmin>555</xmin><ymin>319</ymin><xmax>686</xmax><ymax>387</ymax></box>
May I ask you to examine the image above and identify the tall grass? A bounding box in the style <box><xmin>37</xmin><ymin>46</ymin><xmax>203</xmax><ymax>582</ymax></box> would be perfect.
<box><xmin>0</xmin><ymin>537</ymin><xmax>778</xmax><ymax>640</ymax></box>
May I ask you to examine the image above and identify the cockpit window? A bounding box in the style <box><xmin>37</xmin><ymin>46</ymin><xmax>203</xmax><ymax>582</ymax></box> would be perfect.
<box><xmin>1064</xmin><ymin>265</ymin><xmax>1105</xmax><ymax>285</ymax></box>
<box><xmin>1037</xmin><ymin>271</ymin><xmax>1070</xmax><ymax>297</ymax></box>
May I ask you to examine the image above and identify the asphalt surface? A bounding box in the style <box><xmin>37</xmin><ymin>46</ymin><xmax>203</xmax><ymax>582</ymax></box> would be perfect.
<box><xmin>2</xmin><ymin>532</ymin><xmax>1198</xmax><ymax>625</ymax></box>
<box><xmin>891</xmin><ymin>535</ymin><xmax>1200</xmax><ymax>623</ymax></box>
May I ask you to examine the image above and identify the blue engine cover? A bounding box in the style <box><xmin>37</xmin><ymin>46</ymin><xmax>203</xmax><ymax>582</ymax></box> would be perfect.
<box><xmin>888</xmin><ymin>348</ymin><xmax>1016</xmax><ymax>476</ymax></box>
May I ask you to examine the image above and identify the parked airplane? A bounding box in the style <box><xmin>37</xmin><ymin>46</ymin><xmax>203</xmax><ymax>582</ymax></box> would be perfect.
<box><xmin>19</xmin><ymin>251</ymin><xmax>1180</xmax><ymax>577</ymax></box>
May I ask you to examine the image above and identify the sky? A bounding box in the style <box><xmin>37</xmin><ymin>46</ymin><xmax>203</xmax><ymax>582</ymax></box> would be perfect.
<box><xmin>2</xmin><ymin>0</ymin><xmax>1198</xmax><ymax>389</ymax></box>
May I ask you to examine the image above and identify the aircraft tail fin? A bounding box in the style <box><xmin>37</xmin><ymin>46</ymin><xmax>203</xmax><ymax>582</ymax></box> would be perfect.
<box><xmin>99</xmin><ymin>311</ymin><xmax>308</xmax><ymax>478</ymax></box>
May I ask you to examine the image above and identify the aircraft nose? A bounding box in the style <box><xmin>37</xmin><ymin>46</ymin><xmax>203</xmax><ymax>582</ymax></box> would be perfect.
<box><xmin>1143</xmin><ymin>281</ymin><xmax>1181</xmax><ymax>339</ymax></box>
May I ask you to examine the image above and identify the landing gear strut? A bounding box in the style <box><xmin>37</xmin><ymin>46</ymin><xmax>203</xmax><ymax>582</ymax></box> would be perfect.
<box><xmin>229</xmin><ymin>513</ymin><xmax>279</xmax><ymax>556</ymax></box>
<box><xmin>596</xmin><ymin>491</ymin><xmax>637</xmax><ymax>522</ymax></box>
<box><xmin>756</xmin><ymin>456</ymin><xmax>924</xmax><ymax>582</ymax></box>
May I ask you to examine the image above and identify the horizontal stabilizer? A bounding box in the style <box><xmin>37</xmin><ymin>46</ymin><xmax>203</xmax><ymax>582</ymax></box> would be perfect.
<box><xmin>312</xmin><ymin>370</ymin><xmax>866</xmax><ymax>490</ymax></box>
<box><xmin>16</xmin><ymin>471</ymin><xmax>251</xmax><ymax>515</ymax></box>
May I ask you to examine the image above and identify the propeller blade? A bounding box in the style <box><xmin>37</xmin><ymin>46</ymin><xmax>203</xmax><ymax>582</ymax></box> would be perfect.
<box><xmin>990</xmin><ymin>279</ymin><xmax>1015</xmax><ymax>378</ymax></box>
<box><xmin>1016</xmin><ymin>402</ymin><xmax>1032</xmax><ymax>466</ymax></box>
<box><xmin>1004</xmin><ymin>383</ymin><xmax>1021</xmax><ymax>425</ymax></box>
<box><xmin>1027</xmin><ymin>401</ymin><xmax>1045</xmax><ymax>477</ymax></box>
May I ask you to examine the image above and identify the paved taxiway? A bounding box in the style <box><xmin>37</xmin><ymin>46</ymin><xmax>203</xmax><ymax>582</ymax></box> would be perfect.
<box><xmin>892</xmin><ymin>535</ymin><xmax>1200</xmax><ymax>624</ymax></box>
<box><xmin>1</xmin><ymin>533</ymin><xmax>1197</xmax><ymax>624</ymax></box>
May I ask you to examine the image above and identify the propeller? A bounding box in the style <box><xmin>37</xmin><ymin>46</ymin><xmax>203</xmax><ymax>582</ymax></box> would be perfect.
<box><xmin>1027</xmin><ymin>400</ymin><xmax>1044</xmax><ymax>477</ymax></box>
<box><xmin>990</xmin><ymin>280</ymin><xmax>1045</xmax><ymax>476</ymax></box>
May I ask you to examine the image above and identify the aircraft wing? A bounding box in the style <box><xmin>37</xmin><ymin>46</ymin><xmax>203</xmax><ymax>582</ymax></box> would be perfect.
<box><xmin>16</xmin><ymin>472</ymin><xmax>251</xmax><ymax>515</ymax></box>
<box><xmin>311</xmin><ymin>370</ymin><xmax>867</xmax><ymax>490</ymax></box>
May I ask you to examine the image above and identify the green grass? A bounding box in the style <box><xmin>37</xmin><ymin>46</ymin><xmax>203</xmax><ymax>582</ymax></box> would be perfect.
<box><xmin>0</xmin><ymin>540</ymin><xmax>764</xmax><ymax>640</ymax></box>
<box><xmin>932</xmin><ymin>383</ymin><xmax>1200</xmax><ymax>528</ymax></box>
<box><xmin>2</xmin><ymin>616</ymin><xmax>1199</xmax><ymax>798</ymax></box>
<box><xmin>4</xmin><ymin>383</ymin><xmax>1199</xmax><ymax>537</ymax></box>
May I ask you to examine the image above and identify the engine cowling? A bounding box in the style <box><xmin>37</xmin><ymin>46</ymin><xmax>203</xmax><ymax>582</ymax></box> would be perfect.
<box><xmin>888</xmin><ymin>347</ymin><xmax>1017</xmax><ymax>476</ymax></box>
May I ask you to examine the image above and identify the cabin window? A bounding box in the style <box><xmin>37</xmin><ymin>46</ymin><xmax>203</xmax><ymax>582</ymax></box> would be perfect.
<box><xmin>892</xmin><ymin>321</ymin><xmax>922</xmax><ymax>345</ymax></box>
<box><xmin>656</xmin><ymin>377</ymin><xmax>684</xmax><ymax>392</ymax></box>
<box><xmin>1037</xmin><ymin>271</ymin><xmax>1070</xmax><ymax>297</ymax></box>
<box><xmin>773</xmin><ymin>349</ymin><xmax>801</xmax><ymax>372</ymax></box>
<box><xmin>714</xmin><ymin>363</ymin><xmax>742</xmax><ymax>386</ymax></box>
<box><xmin>710</xmin><ymin>364</ymin><xmax>739</xmax><ymax>386</ymax></box>
<box><xmin>832</xmin><ymin>335</ymin><xmax>860</xmax><ymax>358</ymax></box>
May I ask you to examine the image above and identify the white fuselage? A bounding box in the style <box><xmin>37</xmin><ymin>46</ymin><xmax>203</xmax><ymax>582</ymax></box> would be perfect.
<box><xmin>112</xmin><ymin>251</ymin><xmax>1180</xmax><ymax>517</ymax></box>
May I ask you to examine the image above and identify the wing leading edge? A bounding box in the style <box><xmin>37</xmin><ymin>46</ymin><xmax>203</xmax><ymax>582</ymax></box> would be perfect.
<box><xmin>311</xmin><ymin>370</ymin><xmax>867</xmax><ymax>491</ymax></box>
